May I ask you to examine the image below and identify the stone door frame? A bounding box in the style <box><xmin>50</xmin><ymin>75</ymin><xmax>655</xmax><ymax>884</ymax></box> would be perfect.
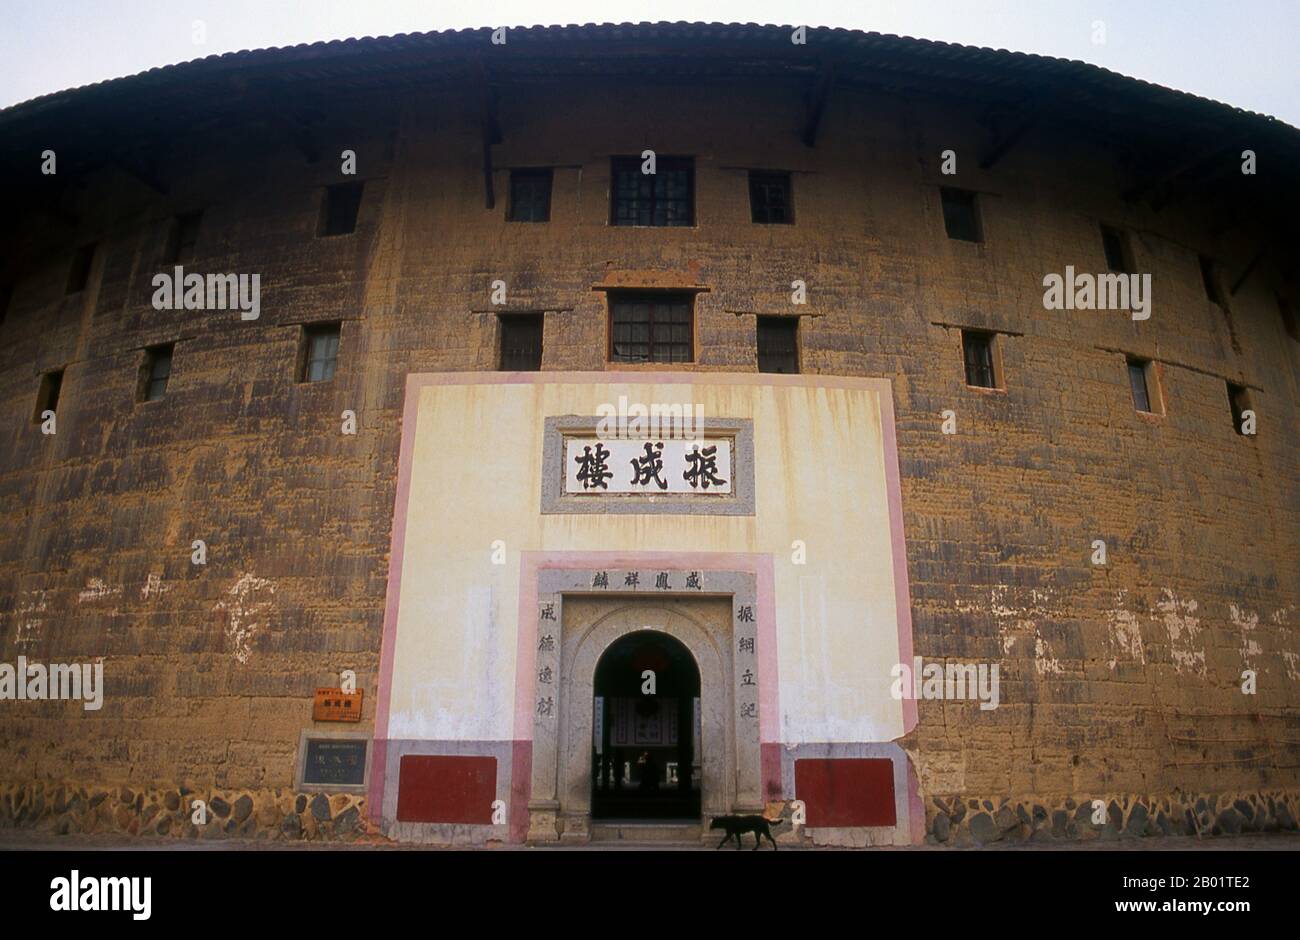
<box><xmin>525</xmin><ymin>566</ymin><xmax>762</xmax><ymax>843</ymax></box>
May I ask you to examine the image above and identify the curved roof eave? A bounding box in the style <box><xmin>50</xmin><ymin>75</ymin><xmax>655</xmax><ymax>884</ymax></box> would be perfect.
<box><xmin>1</xmin><ymin>21</ymin><xmax>1296</xmax><ymax>138</ymax></box>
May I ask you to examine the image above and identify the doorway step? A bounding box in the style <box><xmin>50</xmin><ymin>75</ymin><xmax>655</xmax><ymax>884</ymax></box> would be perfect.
<box><xmin>590</xmin><ymin>821</ymin><xmax>702</xmax><ymax>845</ymax></box>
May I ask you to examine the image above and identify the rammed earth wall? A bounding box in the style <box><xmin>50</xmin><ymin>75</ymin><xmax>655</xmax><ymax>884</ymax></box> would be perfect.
<box><xmin>0</xmin><ymin>27</ymin><xmax>1296</xmax><ymax>844</ymax></box>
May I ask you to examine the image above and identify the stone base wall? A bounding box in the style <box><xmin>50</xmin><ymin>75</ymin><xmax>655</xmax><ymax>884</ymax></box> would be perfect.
<box><xmin>928</xmin><ymin>790</ymin><xmax>1300</xmax><ymax>845</ymax></box>
<box><xmin>0</xmin><ymin>781</ymin><xmax>380</xmax><ymax>842</ymax></box>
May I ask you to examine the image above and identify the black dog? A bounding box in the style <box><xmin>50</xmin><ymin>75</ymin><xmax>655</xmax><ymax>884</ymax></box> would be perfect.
<box><xmin>710</xmin><ymin>814</ymin><xmax>782</xmax><ymax>850</ymax></box>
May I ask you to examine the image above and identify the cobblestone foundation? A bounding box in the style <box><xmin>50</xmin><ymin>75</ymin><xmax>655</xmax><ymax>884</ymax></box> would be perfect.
<box><xmin>0</xmin><ymin>781</ymin><xmax>381</xmax><ymax>842</ymax></box>
<box><xmin>928</xmin><ymin>790</ymin><xmax>1300</xmax><ymax>845</ymax></box>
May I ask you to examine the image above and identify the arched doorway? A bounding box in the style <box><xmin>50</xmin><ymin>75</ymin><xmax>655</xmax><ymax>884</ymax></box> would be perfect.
<box><xmin>591</xmin><ymin>630</ymin><xmax>702</xmax><ymax>821</ymax></box>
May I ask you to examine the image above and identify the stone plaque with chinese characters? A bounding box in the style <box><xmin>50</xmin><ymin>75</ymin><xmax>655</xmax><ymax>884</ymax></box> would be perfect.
<box><xmin>302</xmin><ymin>738</ymin><xmax>368</xmax><ymax>787</ymax></box>
<box><xmin>564</xmin><ymin>437</ymin><xmax>733</xmax><ymax>495</ymax></box>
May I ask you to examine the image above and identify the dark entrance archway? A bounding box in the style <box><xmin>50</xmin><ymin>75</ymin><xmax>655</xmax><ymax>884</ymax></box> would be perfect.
<box><xmin>591</xmin><ymin>630</ymin><xmax>702</xmax><ymax>821</ymax></box>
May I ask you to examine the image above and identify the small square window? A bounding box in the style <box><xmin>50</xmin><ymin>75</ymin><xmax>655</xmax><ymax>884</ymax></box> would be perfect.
<box><xmin>1127</xmin><ymin>357</ymin><xmax>1157</xmax><ymax>414</ymax></box>
<box><xmin>34</xmin><ymin>368</ymin><xmax>64</xmax><ymax>423</ymax></box>
<box><xmin>508</xmin><ymin>169</ymin><xmax>553</xmax><ymax>222</ymax></box>
<box><xmin>962</xmin><ymin>330</ymin><xmax>999</xmax><ymax>388</ymax></box>
<box><xmin>319</xmin><ymin>182</ymin><xmax>363</xmax><ymax>237</ymax></box>
<box><xmin>1200</xmin><ymin>255</ymin><xmax>1224</xmax><ymax>306</ymax></box>
<box><xmin>757</xmin><ymin>316</ymin><xmax>799</xmax><ymax>373</ymax></box>
<box><xmin>610</xmin><ymin>157</ymin><xmax>694</xmax><ymax>226</ymax></box>
<box><xmin>66</xmin><ymin>243</ymin><xmax>96</xmax><ymax>294</ymax></box>
<box><xmin>165</xmin><ymin>212</ymin><xmax>202</xmax><ymax>264</ymax></box>
<box><xmin>139</xmin><ymin>344</ymin><xmax>174</xmax><ymax>402</ymax></box>
<box><xmin>940</xmin><ymin>188</ymin><xmax>982</xmax><ymax>242</ymax></box>
<box><xmin>609</xmin><ymin>291</ymin><xmax>693</xmax><ymax>363</ymax></box>
<box><xmin>499</xmin><ymin>314</ymin><xmax>543</xmax><ymax>370</ymax></box>
<box><xmin>1227</xmin><ymin>381</ymin><xmax>1252</xmax><ymax>435</ymax></box>
<box><xmin>299</xmin><ymin>323</ymin><xmax>341</xmax><ymax>382</ymax></box>
<box><xmin>1101</xmin><ymin>225</ymin><xmax>1132</xmax><ymax>273</ymax></box>
<box><xmin>749</xmin><ymin>172</ymin><xmax>793</xmax><ymax>224</ymax></box>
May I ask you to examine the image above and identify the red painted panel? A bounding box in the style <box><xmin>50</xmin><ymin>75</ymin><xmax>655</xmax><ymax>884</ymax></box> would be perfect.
<box><xmin>795</xmin><ymin>758</ymin><xmax>896</xmax><ymax>827</ymax></box>
<box><xmin>396</xmin><ymin>755</ymin><xmax>496</xmax><ymax>824</ymax></box>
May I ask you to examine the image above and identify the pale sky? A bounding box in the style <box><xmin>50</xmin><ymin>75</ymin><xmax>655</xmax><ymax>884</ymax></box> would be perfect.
<box><xmin>1</xmin><ymin>0</ymin><xmax>1296</xmax><ymax>125</ymax></box>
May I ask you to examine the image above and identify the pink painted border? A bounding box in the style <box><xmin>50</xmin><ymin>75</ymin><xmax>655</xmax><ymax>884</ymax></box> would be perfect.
<box><xmin>369</xmin><ymin>371</ymin><xmax>917</xmax><ymax>827</ymax></box>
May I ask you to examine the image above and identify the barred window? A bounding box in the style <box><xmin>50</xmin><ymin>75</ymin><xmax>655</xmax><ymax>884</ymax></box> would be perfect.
<box><xmin>300</xmin><ymin>323</ymin><xmax>341</xmax><ymax>382</ymax></box>
<box><xmin>140</xmin><ymin>344</ymin><xmax>174</xmax><ymax>402</ymax></box>
<box><xmin>499</xmin><ymin>314</ymin><xmax>544</xmax><ymax>370</ymax></box>
<box><xmin>1127</xmin><ymin>358</ymin><xmax>1153</xmax><ymax>413</ymax></box>
<box><xmin>609</xmin><ymin>292</ymin><xmax>693</xmax><ymax>363</ymax></box>
<box><xmin>757</xmin><ymin>316</ymin><xmax>799</xmax><ymax>373</ymax></box>
<box><xmin>611</xmin><ymin>157</ymin><xmax>693</xmax><ymax>226</ymax></box>
<box><xmin>749</xmin><ymin>171</ymin><xmax>793</xmax><ymax>224</ymax></box>
<box><xmin>508</xmin><ymin>169</ymin><xmax>553</xmax><ymax>222</ymax></box>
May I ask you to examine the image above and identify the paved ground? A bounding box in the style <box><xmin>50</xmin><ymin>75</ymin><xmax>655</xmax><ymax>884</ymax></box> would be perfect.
<box><xmin>1</xmin><ymin>829</ymin><xmax>1296</xmax><ymax>851</ymax></box>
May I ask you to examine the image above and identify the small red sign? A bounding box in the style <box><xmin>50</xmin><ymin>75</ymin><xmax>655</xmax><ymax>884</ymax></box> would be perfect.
<box><xmin>313</xmin><ymin>688</ymin><xmax>363</xmax><ymax>722</ymax></box>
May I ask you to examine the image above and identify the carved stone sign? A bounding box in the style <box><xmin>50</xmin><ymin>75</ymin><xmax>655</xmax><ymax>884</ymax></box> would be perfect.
<box><xmin>302</xmin><ymin>737</ymin><xmax>368</xmax><ymax>787</ymax></box>
<box><xmin>564</xmin><ymin>437</ymin><xmax>734</xmax><ymax>495</ymax></box>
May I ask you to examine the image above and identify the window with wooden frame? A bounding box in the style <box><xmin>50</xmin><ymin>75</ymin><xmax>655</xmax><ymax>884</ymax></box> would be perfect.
<box><xmin>749</xmin><ymin>171</ymin><xmax>793</xmax><ymax>224</ymax></box>
<box><xmin>299</xmin><ymin>323</ymin><xmax>341</xmax><ymax>382</ymax></box>
<box><xmin>757</xmin><ymin>316</ymin><xmax>799</xmax><ymax>373</ymax></box>
<box><xmin>1126</xmin><ymin>357</ymin><xmax>1159</xmax><ymax>414</ymax></box>
<box><xmin>498</xmin><ymin>313</ymin><xmax>544</xmax><ymax>370</ymax></box>
<box><xmin>940</xmin><ymin>188</ymin><xmax>982</xmax><ymax>242</ymax></box>
<box><xmin>318</xmin><ymin>182</ymin><xmax>363</xmax><ymax>237</ymax></box>
<box><xmin>608</xmin><ymin>291</ymin><xmax>693</xmax><ymax>363</ymax></box>
<box><xmin>961</xmin><ymin>329</ymin><xmax>1001</xmax><ymax>389</ymax></box>
<box><xmin>610</xmin><ymin>157</ymin><xmax>694</xmax><ymax>226</ymax></box>
<box><xmin>508</xmin><ymin>169</ymin><xmax>553</xmax><ymax>222</ymax></box>
<box><xmin>138</xmin><ymin>343</ymin><xmax>175</xmax><ymax>402</ymax></box>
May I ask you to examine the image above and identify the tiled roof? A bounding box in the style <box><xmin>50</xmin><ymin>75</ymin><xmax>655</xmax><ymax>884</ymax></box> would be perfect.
<box><xmin>1</xmin><ymin>21</ymin><xmax>1295</xmax><ymax>136</ymax></box>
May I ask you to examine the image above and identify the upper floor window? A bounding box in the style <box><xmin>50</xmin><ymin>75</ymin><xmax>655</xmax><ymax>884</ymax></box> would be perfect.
<box><xmin>962</xmin><ymin>329</ymin><xmax>1000</xmax><ymax>388</ymax></box>
<box><xmin>1199</xmin><ymin>255</ymin><xmax>1224</xmax><ymax>307</ymax></box>
<box><xmin>609</xmin><ymin>291</ymin><xmax>693</xmax><ymax>363</ymax></box>
<box><xmin>499</xmin><ymin>313</ymin><xmax>544</xmax><ymax>370</ymax></box>
<box><xmin>1100</xmin><ymin>225</ymin><xmax>1132</xmax><ymax>272</ymax></box>
<box><xmin>1127</xmin><ymin>357</ymin><xmax>1158</xmax><ymax>414</ymax></box>
<box><xmin>508</xmin><ymin>169</ymin><xmax>553</xmax><ymax>222</ymax></box>
<box><xmin>749</xmin><ymin>171</ymin><xmax>793</xmax><ymax>224</ymax></box>
<box><xmin>139</xmin><ymin>344</ymin><xmax>174</xmax><ymax>402</ymax></box>
<box><xmin>940</xmin><ymin>188</ymin><xmax>982</xmax><ymax>242</ymax></box>
<box><xmin>165</xmin><ymin>212</ymin><xmax>202</xmax><ymax>264</ymax></box>
<box><xmin>319</xmin><ymin>182</ymin><xmax>363</xmax><ymax>237</ymax></box>
<box><xmin>1227</xmin><ymin>381</ymin><xmax>1252</xmax><ymax>435</ymax></box>
<box><xmin>757</xmin><ymin>316</ymin><xmax>799</xmax><ymax>373</ymax></box>
<box><xmin>299</xmin><ymin>323</ymin><xmax>341</xmax><ymax>382</ymax></box>
<box><xmin>66</xmin><ymin>243</ymin><xmax>96</xmax><ymax>294</ymax></box>
<box><xmin>34</xmin><ymin>368</ymin><xmax>64</xmax><ymax>423</ymax></box>
<box><xmin>611</xmin><ymin>157</ymin><xmax>693</xmax><ymax>226</ymax></box>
